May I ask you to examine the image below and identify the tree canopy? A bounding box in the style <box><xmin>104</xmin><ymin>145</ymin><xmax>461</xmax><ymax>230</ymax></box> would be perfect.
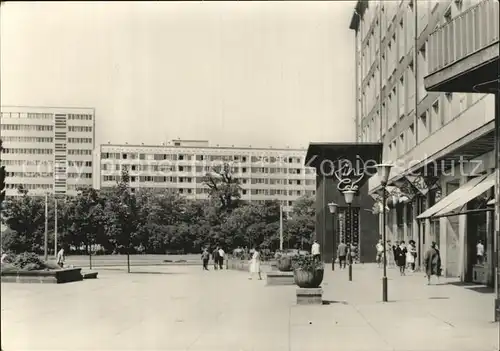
<box><xmin>1</xmin><ymin>162</ymin><xmax>316</xmax><ymax>255</ymax></box>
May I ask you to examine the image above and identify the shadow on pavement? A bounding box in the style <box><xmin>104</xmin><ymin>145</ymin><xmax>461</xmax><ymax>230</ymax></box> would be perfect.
<box><xmin>427</xmin><ymin>296</ymin><xmax>450</xmax><ymax>300</ymax></box>
<box><xmin>322</xmin><ymin>300</ymin><xmax>348</xmax><ymax>305</ymax></box>
<box><xmin>442</xmin><ymin>281</ymin><xmax>494</xmax><ymax>294</ymax></box>
<box><xmin>129</xmin><ymin>271</ymin><xmax>183</xmax><ymax>275</ymax></box>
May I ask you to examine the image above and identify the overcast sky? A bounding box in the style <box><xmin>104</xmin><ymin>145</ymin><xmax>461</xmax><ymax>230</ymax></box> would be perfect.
<box><xmin>1</xmin><ymin>1</ymin><xmax>356</xmax><ymax>149</ymax></box>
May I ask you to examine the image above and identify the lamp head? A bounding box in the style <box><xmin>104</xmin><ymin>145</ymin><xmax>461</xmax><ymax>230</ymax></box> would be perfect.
<box><xmin>343</xmin><ymin>190</ymin><xmax>356</xmax><ymax>205</ymax></box>
<box><xmin>327</xmin><ymin>202</ymin><xmax>338</xmax><ymax>214</ymax></box>
<box><xmin>375</xmin><ymin>163</ymin><xmax>393</xmax><ymax>186</ymax></box>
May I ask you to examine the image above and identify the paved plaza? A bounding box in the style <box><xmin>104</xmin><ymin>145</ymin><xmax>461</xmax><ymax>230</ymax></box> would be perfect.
<box><xmin>1</xmin><ymin>264</ymin><xmax>499</xmax><ymax>351</ymax></box>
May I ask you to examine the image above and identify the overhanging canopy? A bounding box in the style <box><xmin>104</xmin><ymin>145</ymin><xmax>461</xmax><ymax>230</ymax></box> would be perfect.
<box><xmin>433</xmin><ymin>173</ymin><xmax>495</xmax><ymax>218</ymax></box>
<box><xmin>305</xmin><ymin>142</ymin><xmax>383</xmax><ymax>190</ymax></box>
<box><xmin>417</xmin><ymin>174</ymin><xmax>487</xmax><ymax>220</ymax></box>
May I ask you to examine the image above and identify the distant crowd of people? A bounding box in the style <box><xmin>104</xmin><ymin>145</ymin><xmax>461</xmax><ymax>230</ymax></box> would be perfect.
<box><xmin>200</xmin><ymin>245</ymin><xmax>263</xmax><ymax>280</ymax></box>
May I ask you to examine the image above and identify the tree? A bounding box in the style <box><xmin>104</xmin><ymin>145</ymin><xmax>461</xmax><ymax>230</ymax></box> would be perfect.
<box><xmin>67</xmin><ymin>188</ymin><xmax>105</xmax><ymax>267</ymax></box>
<box><xmin>204</xmin><ymin>163</ymin><xmax>242</xmax><ymax>212</ymax></box>
<box><xmin>2</xmin><ymin>194</ymin><xmax>46</xmax><ymax>253</ymax></box>
<box><xmin>286</xmin><ymin>195</ymin><xmax>316</xmax><ymax>250</ymax></box>
<box><xmin>105</xmin><ymin>167</ymin><xmax>141</xmax><ymax>272</ymax></box>
<box><xmin>0</xmin><ymin>139</ymin><xmax>5</xmax><ymax>208</ymax></box>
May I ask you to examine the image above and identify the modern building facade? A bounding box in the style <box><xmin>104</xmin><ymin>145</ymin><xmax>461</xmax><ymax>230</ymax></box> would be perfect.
<box><xmin>0</xmin><ymin>106</ymin><xmax>95</xmax><ymax>197</ymax></box>
<box><xmin>350</xmin><ymin>0</ymin><xmax>498</xmax><ymax>285</ymax></box>
<box><xmin>94</xmin><ymin>140</ymin><xmax>316</xmax><ymax>212</ymax></box>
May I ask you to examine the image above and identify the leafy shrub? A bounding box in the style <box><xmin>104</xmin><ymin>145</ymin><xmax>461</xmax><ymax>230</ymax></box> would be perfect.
<box><xmin>12</xmin><ymin>252</ymin><xmax>44</xmax><ymax>270</ymax></box>
<box><xmin>291</xmin><ymin>254</ymin><xmax>324</xmax><ymax>271</ymax></box>
<box><xmin>1</xmin><ymin>251</ymin><xmax>16</xmax><ymax>263</ymax></box>
<box><xmin>1</xmin><ymin>263</ymin><xmax>18</xmax><ymax>273</ymax></box>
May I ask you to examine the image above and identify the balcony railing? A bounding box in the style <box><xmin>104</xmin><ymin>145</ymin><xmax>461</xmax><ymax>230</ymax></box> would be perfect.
<box><xmin>428</xmin><ymin>0</ymin><xmax>499</xmax><ymax>76</ymax></box>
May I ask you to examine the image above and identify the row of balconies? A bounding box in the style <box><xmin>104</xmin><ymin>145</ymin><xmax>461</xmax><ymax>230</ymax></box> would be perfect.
<box><xmin>427</xmin><ymin>0</ymin><xmax>499</xmax><ymax>77</ymax></box>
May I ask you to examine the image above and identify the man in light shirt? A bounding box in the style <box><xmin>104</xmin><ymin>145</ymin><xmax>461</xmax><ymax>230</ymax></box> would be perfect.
<box><xmin>218</xmin><ymin>247</ymin><xmax>225</xmax><ymax>269</ymax></box>
<box><xmin>311</xmin><ymin>240</ymin><xmax>320</xmax><ymax>261</ymax></box>
<box><xmin>337</xmin><ymin>242</ymin><xmax>347</xmax><ymax>269</ymax></box>
<box><xmin>476</xmin><ymin>240</ymin><xmax>485</xmax><ymax>265</ymax></box>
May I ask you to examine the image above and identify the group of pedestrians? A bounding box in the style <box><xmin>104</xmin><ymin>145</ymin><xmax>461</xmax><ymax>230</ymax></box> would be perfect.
<box><xmin>375</xmin><ymin>239</ymin><xmax>417</xmax><ymax>274</ymax></box>
<box><xmin>375</xmin><ymin>239</ymin><xmax>442</xmax><ymax>284</ymax></box>
<box><xmin>201</xmin><ymin>246</ymin><xmax>225</xmax><ymax>270</ymax></box>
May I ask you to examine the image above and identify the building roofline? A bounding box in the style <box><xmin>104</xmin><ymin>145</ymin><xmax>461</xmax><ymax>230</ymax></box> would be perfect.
<box><xmin>100</xmin><ymin>143</ymin><xmax>307</xmax><ymax>152</ymax></box>
<box><xmin>1</xmin><ymin>105</ymin><xmax>95</xmax><ymax>111</ymax></box>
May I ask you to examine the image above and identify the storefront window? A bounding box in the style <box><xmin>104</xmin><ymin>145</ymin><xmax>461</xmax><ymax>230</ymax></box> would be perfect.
<box><xmin>396</xmin><ymin>204</ymin><xmax>404</xmax><ymax>242</ymax></box>
<box><xmin>428</xmin><ymin>188</ymin><xmax>440</xmax><ymax>247</ymax></box>
<box><xmin>468</xmin><ymin>197</ymin><xmax>488</xmax><ymax>264</ymax></box>
<box><xmin>406</xmin><ymin>202</ymin><xmax>413</xmax><ymax>241</ymax></box>
<box><xmin>418</xmin><ymin>196</ymin><xmax>426</xmax><ymax>245</ymax></box>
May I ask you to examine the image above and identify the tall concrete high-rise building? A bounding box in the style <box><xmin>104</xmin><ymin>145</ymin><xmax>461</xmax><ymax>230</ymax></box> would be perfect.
<box><xmin>0</xmin><ymin>106</ymin><xmax>95</xmax><ymax>197</ymax></box>
<box><xmin>349</xmin><ymin>0</ymin><xmax>498</xmax><ymax>285</ymax></box>
<box><xmin>94</xmin><ymin>139</ymin><xmax>316</xmax><ymax>212</ymax></box>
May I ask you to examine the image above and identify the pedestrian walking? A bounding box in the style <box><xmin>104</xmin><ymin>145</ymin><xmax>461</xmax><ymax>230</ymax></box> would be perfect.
<box><xmin>424</xmin><ymin>242</ymin><xmax>442</xmax><ymax>285</ymax></box>
<box><xmin>212</xmin><ymin>247</ymin><xmax>220</xmax><ymax>270</ymax></box>
<box><xmin>386</xmin><ymin>240</ymin><xmax>395</xmax><ymax>267</ymax></box>
<box><xmin>56</xmin><ymin>247</ymin><xmax>65</xmax><ymax>268</ymax></box>
<box><xmin>395</xmin><ymin>241</ymin><xmax>407</xmax><ymax>275</ymax></box>
<box><xmin>311</xmin><ymin>240</ymin><xmax>321</xmax><ymax>261</ymax></box>
<box><xmin>349</xmin><ymin>243</ymin><xmax>357</xmax><ymax>264</ymax></box>
<box><xmin>201</xmin><ymin>248</ymin><xmax>210</xmax><ymax>271</ymax></box>
<box><xmin>218</xmin><ymin>247</ymin><xmax>225</xmax><ymax>269</ymax></box>
<box><xmin>407</xmin><ymin>240</ymin><xmax>417</xmax><ymax>272</ymax></box>
<box><xmin>337</xmin><ymin>242</ymin><xmax>347</xmax><ymax>269</ymax></box>
<box><xmin>375</xmin><ymin>240</ymin><xmax>384</xmax><ymax>268</ymax></box>
<box><xmin>476</xmin><ymin>240</ymin><xmax>485</xmax><ymax>265</ymax></box>
<box><xmin>248</xmin><ymin>246</ymin><xmax>262</xmax><ymax>280</ymax></box>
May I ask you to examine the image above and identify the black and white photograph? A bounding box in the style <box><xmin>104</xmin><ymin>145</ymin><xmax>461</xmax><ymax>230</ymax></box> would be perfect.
<box><xmin>0</xmin><ymin>0</ymin><xmax>499</xmax><ymax>350</ymax></box>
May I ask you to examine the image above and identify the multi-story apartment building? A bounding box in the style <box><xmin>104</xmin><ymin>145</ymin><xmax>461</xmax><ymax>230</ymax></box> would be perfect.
<box><xmin>94</xmin><ymin>140</ymin><xmax>316</xmax><ymax>212</ymax></box>
<box><xmin>350</xmin><ymin>0</ymin><xmax>498</xmax><ymax>285</ymax></box>
<box><xmin>0</xmin><ymin>106</ymin><xmax>95</xmax><ymax>197</ymax></box>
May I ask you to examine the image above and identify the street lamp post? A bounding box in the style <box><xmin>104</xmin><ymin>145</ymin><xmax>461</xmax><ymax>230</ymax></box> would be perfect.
<box><xmin>343</xmin><ymin>190</ymin><xmax>356</xmax><ymax>282</ymax></box>
<box><xmin>376</xmin><ymin>163</ymin><xmax>393</xmax><ymax>302</ymax></box>
<box><xmin>328</xmin><ymin>202</ymin><xmax>338</xmax><ymax>271</ymax></box>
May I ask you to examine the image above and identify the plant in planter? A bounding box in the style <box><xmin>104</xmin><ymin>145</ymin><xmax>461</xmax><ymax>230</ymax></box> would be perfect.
<box><xmin>291</xmin><ymin>254</ymin><xmax>324</xmax><ymax>288</ymax></box>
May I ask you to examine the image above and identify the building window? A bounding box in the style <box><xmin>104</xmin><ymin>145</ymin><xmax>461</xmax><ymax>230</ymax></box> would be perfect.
<box><xmin>399</xmin><ymin>133</ymin><xmax>405</xmax><ymax>155</ymax></box>
<box><xmin>408</xmin><ymin>123</ymin><xmax>415</xmax><ymax>149</ymax></box>
<box><xmin>444</xmin><ymin>6</ymin><xmax>452</xmax><ymax>23</ymax></box>
<box><xmin>418</xmin><ymin>110</ymin><xmax>429</xmax><ymax>142</ymax></box>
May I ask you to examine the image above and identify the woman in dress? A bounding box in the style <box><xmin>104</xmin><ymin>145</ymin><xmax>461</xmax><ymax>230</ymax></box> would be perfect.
<box><xmin>406</xmin><ymin>240</ymin><xmax>417</xmax><ymax>272</ymax></box>
<box><xmin>248</xmin><ymin>246</ymin><xmax>262</xmax><ymax>280</ymax></box>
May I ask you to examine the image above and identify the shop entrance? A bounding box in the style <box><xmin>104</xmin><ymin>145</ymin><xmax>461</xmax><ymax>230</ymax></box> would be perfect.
<box><xmin>465</xmin><ymin>198</ymin><xmax>488</xmax><ymax>283</ymax></box>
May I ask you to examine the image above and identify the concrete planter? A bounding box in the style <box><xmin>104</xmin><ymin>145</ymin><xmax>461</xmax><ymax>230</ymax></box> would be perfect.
<box><xmin>266</xmin><ymin>271</ymin><xmax>295</xmax><ymax>286</ymax></box>
<box><xmin>1</xmin><ymin>268</ymin><xmax>83</xmax><ymax>284</ymax></box>
<box><xmin>293</xmin><ymin>268</ymin><xmax>324</xmax><ymax>288</ymax></box>
<box><xmin>277</xmin><ymin>257</ymin><xmax>293</xmax><ymax>272</ymax></box>
<box><xmin>296</xmin><ymin>288</ymin><xmax>323</xmax><ymax>305</ymax></box>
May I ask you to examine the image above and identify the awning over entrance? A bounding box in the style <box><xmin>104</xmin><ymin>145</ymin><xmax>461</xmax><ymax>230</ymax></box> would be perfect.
<box><xmin>433</xmin><ymin>173</ymin><xmax>495</xmax><ymax>218</ymax></box>
<box><xmin>416</xmin><ymin>174</ymin><xmax>487</xmax><ymax>220</ymax></box>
